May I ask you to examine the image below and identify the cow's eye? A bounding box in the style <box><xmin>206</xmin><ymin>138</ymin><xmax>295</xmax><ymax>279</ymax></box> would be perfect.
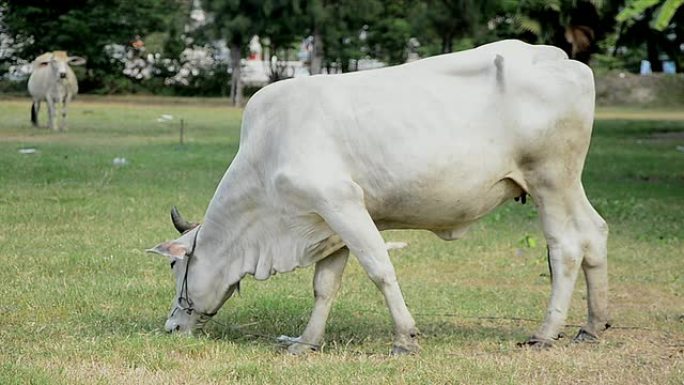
<box><xmin>170</xmin><ymin>260</ymin><xmax>177</xmax><ymax>269</ymax></box>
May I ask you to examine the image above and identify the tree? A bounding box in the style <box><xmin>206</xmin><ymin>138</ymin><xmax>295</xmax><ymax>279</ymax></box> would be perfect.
<box><xmin>302</xmin><ymin>0</ymin><xmax>328</xmax><ymax>75</ymax></box>
<box><xmin>201</xmin><ymin>0</ymin><xmax>303</xmax><ymax>105</ymax></box>
<box><xmin>366</xmin><ymin>0</ymin><xmax>415</xmax><ymax>64</ymax></box>
<box><xmin>412</xmin><ymin>0</ymin><xmax>498</xmax><ymax>55</ymax></box>
<box><xmin>618</xmin><ymin>0</ymin><xmax>684</xmax><ymax>31</ymax></box>
<box><xmin>300</xmin><ymin>0</ymin><xmax>383</xmax><ymax>74</ymax></box>
<box><xmin>487</xmin><ymin>0</ymin><xmax>620</xmax><ymax>64</ymax></box>
<box><xmin>1</xmin><ymin>0</ymin><xmax>186</xmax><ymax>92</ymax></box>
<box><xmin>616</xmin><ymin>0</ymin><xmax>684</xmax><ymax>71</ymax></box>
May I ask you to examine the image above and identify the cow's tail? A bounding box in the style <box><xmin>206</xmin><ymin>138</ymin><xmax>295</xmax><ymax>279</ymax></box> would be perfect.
<box><xmin>31</xmin><ymin>102</ymin><xmax>38</xmax><ymax>126</ymax></box>
<box><xmin>494</xmin><ymin>54</ymin><xmax>504</xmax><ymax>92</ymax></box>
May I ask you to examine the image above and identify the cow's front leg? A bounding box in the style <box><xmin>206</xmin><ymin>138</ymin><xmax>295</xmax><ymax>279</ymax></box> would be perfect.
<box><xmin>286</xmin><ymin>247</ymin><xmax>349</xmax><ymax>355</ymax></box>
<box><xmin>46</xmin><ymin>98</ymin><xmax>57</xmax><ymax>130</ymax></box>
<box><xmin>59</xmin><ymin>99</ymin><xmax>69</xmax><ymax>131</ymax></box>
<box><xmin>315</xmin><ymin>181</ymin><xmax>419</xmax><ymax>355</ymax></box>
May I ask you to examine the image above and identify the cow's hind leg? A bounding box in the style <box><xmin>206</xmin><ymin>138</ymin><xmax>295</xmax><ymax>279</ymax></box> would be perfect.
<box><xmin>313</xmin><ymin>180</ymin><xmax>419</xmax><ymax>355</ymax></box>
<box><xmin>31</xmin><ymin>100</ymin><xmax>40</xmax><ymax>127</ymax></box>
<box><xmin>525</xmin><ymin>182</ymin><xmax>610</xmax><ymax>347</ymax></box>
<box><xmin>285</xmin><ymin>247</ymin><xmax>349</xmax><ymax>355</ymax></box>
<box><xmin>575</xmin><ymin>201</ymin><xmax>610</xmax><ymax>342</ymax></box>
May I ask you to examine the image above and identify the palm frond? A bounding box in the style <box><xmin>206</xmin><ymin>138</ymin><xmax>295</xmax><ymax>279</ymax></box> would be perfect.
<box><xmin>616</xmin><ymin>0</ymin><xmax>661</xmax><ymax>23</ymax></box>
<box><xmin>652</xmin><ymin>0</ymin><xmax>684</xmax><ymax>30</ymax></box>
<box><xmin>515</xmin><ymin>15</ymin><xmax>542</xmax><ymax>35</ymax></box>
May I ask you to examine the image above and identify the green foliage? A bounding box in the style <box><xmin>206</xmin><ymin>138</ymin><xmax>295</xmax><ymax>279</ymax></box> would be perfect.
<box><xmin>198</xmin><ymin>0</ymin><xmax>305</xmax><ymax>104</ymax></box>
<box><xmin>201</xmin><ymin>0</ymin><xmax>302</xmax><ymax>48</ymax></box>
<box><xmin>613</xmin><ymin>0</ymin><xmax>683</xmax><ymax>72</ymax></box>
<box><xmin>617</xmin><ymin>0</ymin><xmax>662</xmax><ymax>23</ymax></box>
<box><xmin>0</xmin><ymin>77</ymin><xmax>26</xmax><ymax>93</ymax></box>
<box><xmin>1</xmin><ymin>0</ymin><xmax>187</xmax><ymax>92</ymax></box>
<box><xmin>2</xmin><ymin>0</ymin><xmax>682</xmax><ymax>95</ymax></box>
<box><xmin>412</xmin><ymin>0</ymin><xmax>499</xmax><ymax>53</ymax></box>
<box><xmin>653</xmin><ymin>0</ymin><xmax>684</xmax><ymax>30</ymax></box>
<box><xmin>617</xmin><ymin>0</ymin><xmax>684</xmax><ymax>30</ymax></box>
<box><xmin>366</xmin><ymin>0</ymin><xmax>415</xmax><ymax>64</ymax></box>
<box><xmin>302</xmin><ymin>0</ymin><xmax>384</xmax><ymax>70</ymax></box>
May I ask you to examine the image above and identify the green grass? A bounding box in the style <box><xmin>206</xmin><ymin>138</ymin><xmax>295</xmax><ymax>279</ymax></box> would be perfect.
<box><xmin>1</xmin><ymin>97</ymin><xmax>683</xmax><ymax>384</ymax></box>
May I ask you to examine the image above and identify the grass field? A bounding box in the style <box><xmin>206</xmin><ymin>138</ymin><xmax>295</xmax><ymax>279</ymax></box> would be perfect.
<box><xmin>0</xmin><ymin>96</ymin><xmax>682</xmax><ymax>384</ymax></box>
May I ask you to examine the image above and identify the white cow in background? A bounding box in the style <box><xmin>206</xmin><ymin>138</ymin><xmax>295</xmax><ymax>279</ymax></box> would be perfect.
<box><xmin>28</xmin><ymin>51</ymin><xmax>85</xmax><ymax>131</ymax></box>
<box><xmin>149</xmin><ymin>40</ymin><xmax>610</xmax><ymax>355</ymax></box>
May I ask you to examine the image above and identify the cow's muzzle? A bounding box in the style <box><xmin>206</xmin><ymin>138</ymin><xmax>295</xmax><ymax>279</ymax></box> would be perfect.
<box><xmin>59</xmin><ymin>72</ymin><xmax>67</xmax><ymax>79</ymax></box>
<box><xmin>165</xmin><ymin>317</ymin><xmax>192</xmax><ymax>333</ymax></box>
<box><xmin>165</xmin><ymin>318</ymin><xmax>182</xmax><ymax>333</ymax></box>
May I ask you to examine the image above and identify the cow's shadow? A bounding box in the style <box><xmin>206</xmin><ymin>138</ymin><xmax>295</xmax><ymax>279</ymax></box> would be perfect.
<box><xmin>93</xmin><ymin>302</ymin><xmax>532</xmax><ymax>353</ymax></box>
<box><xmin>198</xmin><ymin>306</ymin><xmax>531</xmax><ymax>352</ymax></box>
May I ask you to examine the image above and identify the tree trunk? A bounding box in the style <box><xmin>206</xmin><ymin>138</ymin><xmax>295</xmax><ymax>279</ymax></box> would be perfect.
<box><xmin>647</xmin><ymin>32</ymin><xmax>662</xmax><ymax>73</ymax></box>
<box><xmin>230</xmin><ymin>42</ymin><xmax>243</xmax><ymax>106</ymax></box>
<box><xmin>441</xmin><ymin>34</ymin><xmax>453</xmax><ymax>53</ymax></box>
<box><xmin>310</xmin><ymin>28</ymin><xmax>324</xmax><ymax>75</ymax></box>
<box><xmin>341</xmin><ymin>56</ymin><xmax>349</xmax><ymax>73</ymax></box>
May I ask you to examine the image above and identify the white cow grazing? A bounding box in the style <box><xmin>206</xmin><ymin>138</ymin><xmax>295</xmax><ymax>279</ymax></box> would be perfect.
<box><xmin>150</xmin><ymin>40</ymin><xmax>610</xmax><ymax>355</ymax></box>
<box><xmin>28</xmin><ymin>51</ymin><xmax>85</xmax><ymax>131</ymax></box>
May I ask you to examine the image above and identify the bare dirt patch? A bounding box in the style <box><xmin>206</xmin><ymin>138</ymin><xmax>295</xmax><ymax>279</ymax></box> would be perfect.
<box><xmin>595</xmin><ymin>108</ymin><xmax>684</xmax><ymax>121</ymax></box>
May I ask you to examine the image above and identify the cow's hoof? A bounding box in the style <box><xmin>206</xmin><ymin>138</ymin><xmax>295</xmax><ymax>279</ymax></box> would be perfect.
<box><xmin>391</xmin><ymin>343</ymin><xmax>419</xmax><ymax>356</ymax></box>
<box><xmin>573</xmin><ymin>328</ymin><xmax>599</xmax><ymax>343</ymax></box>
<box><xmin>517</xmin><ymin>337</ymin><xmax>554</xmax><ymax>349</ymax></box>
<box><xmin>391</xmin><ymin>334</ymin><xmax>420</xmax><ymax>356</ymax></box>
<box><xmin>287</xmin><ymin>342</ymin><xmax>318</xmax><ymax>355</ymax></box>
<box><xmin>277</xmin><ymin>335</ymin><xmax>319</xmax><ymax>355</ymax></box>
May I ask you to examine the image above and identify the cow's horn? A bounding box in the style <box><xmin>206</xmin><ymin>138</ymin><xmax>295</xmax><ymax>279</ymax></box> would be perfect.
<box><xmin>170</xmin><ymin>206</ymin><xmax>196</xmax><ymax>234</ymax></box>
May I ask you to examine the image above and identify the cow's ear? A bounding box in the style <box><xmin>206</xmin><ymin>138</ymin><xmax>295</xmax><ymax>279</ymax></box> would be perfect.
<box><xmin>68</xmin><ymin>56</ymin><xmax>86</xmax><ymax>66</ymax></box>
<box><xmin>147</xmin><ymin>241</ymin><xmax>187</xmax><ymax>260</ymax></box>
